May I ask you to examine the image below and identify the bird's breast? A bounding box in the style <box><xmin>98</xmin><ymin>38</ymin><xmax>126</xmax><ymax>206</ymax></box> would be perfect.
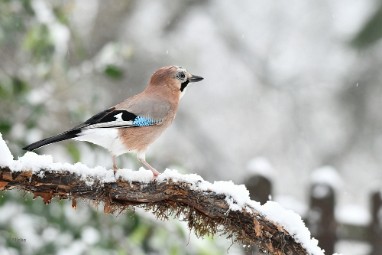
<box><xmin>118</xmin><ymin>123</ymin><xmax>169</xmax><ymax>152</ymax></box>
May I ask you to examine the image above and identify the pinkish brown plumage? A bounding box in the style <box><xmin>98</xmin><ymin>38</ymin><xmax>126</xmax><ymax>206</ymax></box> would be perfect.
<box><xmin>23</xmin><ymin>66</ymin><xmax>204</xmax><ymax>177</ymax></box>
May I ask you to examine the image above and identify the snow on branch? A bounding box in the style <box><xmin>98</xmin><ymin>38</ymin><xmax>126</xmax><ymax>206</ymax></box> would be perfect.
<box><xmin>0</xmin><ymin>134</ymin><xmax>324</xmax><ymax>255</ymax></box>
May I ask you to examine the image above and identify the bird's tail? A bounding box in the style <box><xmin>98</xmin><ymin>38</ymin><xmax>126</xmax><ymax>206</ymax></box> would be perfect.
<box><xmin>23</xmin><ymin>129</ymin><xmax>81</xmax><ymax>151</ymax></box>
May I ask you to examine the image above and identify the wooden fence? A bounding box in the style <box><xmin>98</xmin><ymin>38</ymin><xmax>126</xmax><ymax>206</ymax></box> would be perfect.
<box><xmin>243</xmin><ymin>174</ymin><xmax>382</xmax><ymax>255</ymax></box>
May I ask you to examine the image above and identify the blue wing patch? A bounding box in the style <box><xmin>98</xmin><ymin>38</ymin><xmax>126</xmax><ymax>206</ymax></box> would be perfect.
<box><xmin>133</xmin><ymin>116</ymin><xmax>162</xmax><ymax>127</ymax></box>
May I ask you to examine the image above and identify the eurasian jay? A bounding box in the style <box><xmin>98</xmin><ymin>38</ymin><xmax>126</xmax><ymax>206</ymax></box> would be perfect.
<box><xmin>23</xmin><ymin>66</ymin><xmax>204</xmax><ymax>176</ymax></box>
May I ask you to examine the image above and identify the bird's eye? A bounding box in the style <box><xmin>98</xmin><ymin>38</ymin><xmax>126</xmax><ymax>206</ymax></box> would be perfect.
<box><xmin>176</xmin><ymin>72</ymin><xmax>186</xmax><ymax>80</ymax></box>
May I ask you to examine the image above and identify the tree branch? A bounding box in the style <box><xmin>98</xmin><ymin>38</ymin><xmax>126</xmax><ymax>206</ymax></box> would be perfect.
<box><xmin>0</xmin><ymin>166</ymin><xmax>313</xmax><ymax>255</ymax></box>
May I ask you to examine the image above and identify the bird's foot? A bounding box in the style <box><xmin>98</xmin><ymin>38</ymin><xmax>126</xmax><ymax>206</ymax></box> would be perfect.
<box><xmin>137</xmin><ymin>153</ymin><xmax>160</xmax><ymax>178</ymax></box>
<box><xmin>151</xmin><ymin>168</ymin><xmax>160</xmax><ymax>178</ymax></box>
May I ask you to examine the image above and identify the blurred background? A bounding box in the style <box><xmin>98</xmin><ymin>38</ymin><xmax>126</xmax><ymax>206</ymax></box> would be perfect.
<box><xmin>1</xmin><ymin>0</ymin><xmax>382</xmax><ymax>254</ymax></box>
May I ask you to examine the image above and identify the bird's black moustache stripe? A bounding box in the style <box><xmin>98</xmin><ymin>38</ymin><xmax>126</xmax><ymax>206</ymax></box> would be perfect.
<box><xmin>180</xmin><ymin>80</ymin><xmax>189</xmax><ymax>92</ymax></box>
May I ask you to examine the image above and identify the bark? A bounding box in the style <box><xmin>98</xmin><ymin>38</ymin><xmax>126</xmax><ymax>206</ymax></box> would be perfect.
<box><xmin>0</xmin><ymin>166</ymin><xmax>310</xmax><ymax>255</ymax></box>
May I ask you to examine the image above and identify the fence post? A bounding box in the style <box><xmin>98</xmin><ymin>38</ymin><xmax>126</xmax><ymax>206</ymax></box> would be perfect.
<box><xmin>245</xmin><ymin>174</ymin><xmax>272</xmax><ymax>205</ymax></box>
<box><xmin>244</xmin><ymin>174</ymin><xmax>272</xmax><ymax>255</ymax></box>
<box><xmin>369</xmin><ymin>190</ymin><xmax>382</xmax><ymax>255</ymax></box>
<box><xmin>306</xmin><ymin>183</ymin><xmax>336</xmax><ymax>255</ymax></box>
<box><xmin>245</xmin><ymin>157</ymin><xmax>274</xmax><ymax>204</ymax></box>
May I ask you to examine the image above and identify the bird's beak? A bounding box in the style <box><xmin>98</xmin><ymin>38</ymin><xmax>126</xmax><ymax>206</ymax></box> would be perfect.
<box><xmin>189</xmin><ymin>74</ymin><xmax>204</xmax><ymax>82</ymax></box>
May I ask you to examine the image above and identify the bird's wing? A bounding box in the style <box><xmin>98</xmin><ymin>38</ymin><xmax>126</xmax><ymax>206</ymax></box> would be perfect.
<box><xmin>23</xmin><ymin>96</ymin><xmax>171</xmax><ymax>151</ymax></box>
<box><xmin>78</xmin><ymin>97</ymin><xmax>171</xmax><ymax>129</ymax></box>
<box><xmin>120</xmin><ymin>96</ymin><xmax>171</xmax><ymax>120</ymax></box>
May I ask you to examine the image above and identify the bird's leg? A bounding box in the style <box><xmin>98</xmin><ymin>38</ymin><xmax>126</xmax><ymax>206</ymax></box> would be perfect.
<box><xmin>137</xmin><ymin>153</ymin><xmax>160</xmax><ymax>177</ymax></box>
<box><xmin>112</xmin><ymin>155</ymin><xmax>118</xmax><ymax>176</ymax></box>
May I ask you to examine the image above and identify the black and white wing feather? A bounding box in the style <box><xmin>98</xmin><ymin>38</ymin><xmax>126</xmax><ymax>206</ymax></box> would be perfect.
<box><xmin>23</xmin><ymin>100</ymin><xmax>169</xmax><ymax>151</ymax></box>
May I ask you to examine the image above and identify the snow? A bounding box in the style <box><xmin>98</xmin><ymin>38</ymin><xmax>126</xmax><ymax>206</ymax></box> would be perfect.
<box><xmin>247</xmin><ymin>157</ymin><xmax>275</xmax><ymax>180</ymax></box>
<box><xmin>0</xmin><ymin>135</ymin><xmax>324</xmax><ymax>254</ymax></box>
<box><xmin>10</xmin><ymin>152</ymin><xmax>115</xmax><ymax>185</ymax></box>
<box><xmin>12</xmin><ymin>152</ymin><xmax>54</xmax><ymax>172</ymax></box>
<box><xmin>312</xmin><ymin>184</ymin><xmax>332</xmax><ymax>199</ymax></box>
<box><xmin>57</xmin><ymin>240</ymin><xmax>86</xmax><ymax>255</ymax></box>
<box><xmin>116</xmin><ymin>167</ymin><xmax>155</xmax><ymax>183</ymax></box>
<box><xmin>0</xmin><ymin>133</ymin><xmax>13</xmax><ymax>167</ymax></box>
<box><xmin>31</xmin><ymin>0</ymin><xmax>70</xmax><ymax>56</ymax></box>
<box><xmin>0</xmin><ymin>247</ymin><xmax>18</xmax><ymax>255</ymax></box>
<box><xmin>0</xmin><ymin>202</ymin><xmax>23</xmax><ymax>224</ymax></box>
<box><xmin>81</xmin><ymin>226</ymin><xmax>100</xmax><ymax>245</ymax></box>
<box><xmin>275</xmin><ymin>195</ymin><xmax>308</xmax><ymax>216</ymax></box>
<box><xmin>11</xmin><ymin>213</ymin><xmax>43</xmax><ymax>250</ymax></box>
<box><xmin>259</xmin><ymin>201</ymin><xmax>324</xmax><ymax>255</ymax></box>
<box><xmin>31</xmin><ymin>0</ymin><xmax>55</xmax><ymax>24</ymax></box>
<box><xmin>42</xmin><ymin>227</ymin><xmax>59</xmax><ymax>243</ymax></box>
<box><xmin>204</xmin><ymin>181</ymin><xmax>251</xmax><ymax>211</ymax></box>
<box><xmin>64</xmin><ymin>203</ymin><xmax>91</xmax><ymax>226</ymax></box>
<box><xmin>335</xmin><ymin>240</ymin><xmax>371</xmax><ymax>255</ymax></box>
<box><xmin>158</xmin><ymin>169</ymin><xmax>204</xmax><ymax>184</ymax></box>
<box><xmin>311</xmin><ymin>166</ymin><xmax>343</xmax><ymax>189</ymax></box>
<box><xmin>49</xmin><ymin>22</ymin><xmax>70</xmax><ymax>55</ymax></box>
<box><xmin>336</xmin><ymin>204</ymin><xmax>371</xmax><ymax>225</ymax></box>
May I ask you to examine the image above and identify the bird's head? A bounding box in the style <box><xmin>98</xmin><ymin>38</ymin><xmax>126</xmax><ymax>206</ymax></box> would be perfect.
<box><xmin>149</xmin><ymin>66</ymin><xmax>204</xmax><ymax>97</ymax></box>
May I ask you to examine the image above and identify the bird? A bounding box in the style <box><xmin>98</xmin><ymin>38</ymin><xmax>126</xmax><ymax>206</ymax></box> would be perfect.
<box><xmin>23</xmin><ymin>65</ymin><xmax>204</xmax><ymax>177</ymax></box>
